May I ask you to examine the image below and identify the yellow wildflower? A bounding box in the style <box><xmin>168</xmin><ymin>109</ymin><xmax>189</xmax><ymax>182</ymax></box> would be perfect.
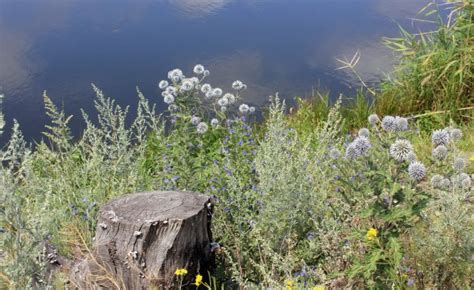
<box><xmin>285</xmin><ymin>279</ymin><xmax>294</xmax><ymax>290</ymax></box>
<box><xmin>312</xmin><ymin>286</ymin><xmax>325</xmax><ymax>290</ymax></box>
<box><xmin>194</xmin><ymin>274</ymin><xmax>203</xmax><ymax>286</ymax></box>
<box><xmin>175</xmin><ymin>268</ymin><xmax>188</xmax><ymax>276</ymax></box>
<box><xmin>470</xmin><ymin>156</ymin><xmax>474</xmax><ymax>162</ymax></box>
<box><xmin>366</xmin><ymin>228</ymin><xmax>378</xmax><ymax>241</ymax></box>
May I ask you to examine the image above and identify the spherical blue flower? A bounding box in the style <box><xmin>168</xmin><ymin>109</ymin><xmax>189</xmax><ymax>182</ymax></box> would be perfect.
<box><xmin>191</xmin><ymin>116</ymin><xmax>201</xmax><ymax>125</ymax></box>
<box><xmin>197</xmin><ymin>122</ymin><xmax>208</xmax><ymax>134</ymax></box>
<box><xmin>432</xmin><ymin>145</ymin><xmax>448</xmax><ymax>160</ymax></box>
<box><xmin>395</xmin><ymin>116</ymin><xmax>408</xmax><ymax>131</ymax></box>
<box><xmin>368</xmin><ymin>114</ymin><xmax>380</xmax><ymax>126</ymax></box>
<box><xmin>453</xmin><ymin>157</ymin><xmax>466</xmax><ymax>172</ymax></box>
<box><xmin>358</xmin><ymin>128</ymin><xmax>369</xmax><ymax>137</ymax></box>
<box><xmin>381</xmin><ymin>116</ymin><xmax>397</xmax><ymax>132</ymax></box>
<box><xmin>432</xmin><ymin>129</ymin><xmax>450</xmax><ymax>146</ymax></box>
<box><xmin>408</xmin><ymin>161</ymin><xmax>426</xmax><ymax>182</ymax></box>
<box><xmin>441</xmin><ymin>178</ymin><xmax>451</xmax><ymax>189</ymax></box>
<box><xmin>406</xmin><ymin>152</ymin><xmax>417</xmax><ymax>163</ymax></box>
<box><xmin>449</xmin><ymin>128</ymin><xmax>463</xmax><ymax>141</ymax></box>
<box><xmin>431</xmin><ymin>174</ymin><xmax>443</xmax><ymax>188</ymax></box>
<box><xmin>390</xmin><ymin>139</ymin><xmax>413</xmax><ymax>162</ymax></box>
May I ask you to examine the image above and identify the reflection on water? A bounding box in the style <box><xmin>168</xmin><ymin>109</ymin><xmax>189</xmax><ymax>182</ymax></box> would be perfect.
<box><xmin>0</xmin><ymin>0</ymin><xmax>430</xmax><ymax>142</ymax></box>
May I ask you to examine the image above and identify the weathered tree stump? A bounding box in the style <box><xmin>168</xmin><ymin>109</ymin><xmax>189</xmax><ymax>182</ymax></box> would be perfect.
<box><xmin>70</xmin><ymin>191</ymin><xmax>214</xmax><ymax>289</ymax></box>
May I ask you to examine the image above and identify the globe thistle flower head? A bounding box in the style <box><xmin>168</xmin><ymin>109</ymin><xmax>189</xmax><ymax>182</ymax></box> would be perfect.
<box><xmin>191</xmin><ymin>116</ymin><xmax>201</xmax><ymax>125</ymax></box>
<box><xmin>224</xmin><ymin>93</ymin><xmax>235</xmax><ymax>104</ymax></box>
<box><xmin>461</xmin><ymin>177</ymin><xmax>471</xmax><ymax>189</ymax></box>
<box><xmin>453</xmin><ymin>157</ymin><xmax>466</xmax><ymax>172</ymax></box>
<box><xmin>358</xmin><ymin>128</ymin><xmax>369</xmax><ymax>138</ymax></box>
<box><xmin>163</xmin><ymin>94</ymin><xmax>175</xmax><ymax>104</ymax></box>
<box><xmin>211</xmin><ymin>118</ymin><xmax>219</xmax><ymax>128</ymax></box>
<box><xmin>408</xmin><ymin>161</ymin><xmax>426</xmax><ymax>182</ymax></box>
<box><xmin>203</xmin><ymin>70</ymin><xmax>210</xmax><ymax>77</ymax></box>
<box><xmin>205</xmin><ymin>91</ymin><xmax>214</xmax><ymax>99</ymax></box>
<box><xmin>395</xmin><ymin>116</ymin><xmax>408</xmax><ymax>131</ymax></box>
<box><xmin>220</xmin><ymin>106</ymin><xmax>227</xmax><ymax>112</ymax></box>
<box><xmin>217</xmin><ymin>97</ymin><xmax>229</xmax><ymax>107</ymax></box>
<box><xmin>249</xmin><ymin>106</ymin><xmax>256</xmax><ymax>113</ymax></box>
<box><xmin>196</xmin><ymin>122</ymin><xmax>208</xmax><ymax>134</ymax></box>
<box><xmin>232</xmin><ymin>80</ymin><xmax>244</xmax><ymax>90</ymax></box>
<box><xmin>432</xmin><ymin>145</ymin><xmax>448</xmax><ymax>161</ymax></box>
<box><xmin>406</xmin><ymin>152</ymin><xmax>417</xmax><ymax>163</ymax></box>
<box><xmin>345</xmin><ymin>143</ymin><xmax>359</xmax><ymax>160</ymax></box>
<box><xmin>368</xmin><ymin>114</ymin><xmax>380</xmax><ymax>126</ymax></box>
<box><xmin>381</xmin><ymin>116</ymin><xmax>396</xmax><ymax>132</ymax></box>
<box><xmin>449</xmin><ymin>128</ymin><xmax>463</xmax><ymax>141</ymax></box>
<box><xmin>189</xmin><ymin>77</ymin><xmax>200</xmax><ymax>86</ymax></box>
<box><xmin>193</xmin><ymin>64</ymin><xmax>205</xmax><ymax>75</ymax></box>
<box><xmin>431</xmin><ymin>174</ymin><xmax>443</xmax><ymax>188</ymax></box>
<box><xmin>441</xmin><ymin>178</ymin><xmax>451</xmax><ymax>189</ymax></box>
<box><xmin>239</xmin><ymin>104</ymin><xmax>250</xmax><ymax>114</ymax></box>
<box><xmin>345</xmin><ymin>136</ymin><xmax>371</xmax><ymax>159</ymax></box>
<box><xmin>159</xmin><ymin>80</ymin><xmax>169</xmax><ymax>89</ymax></box>
<box><xmin>329</xmin><ymin>148</ymin><xmax>341</xmax><ymax>159</ymax></box>
<box><xmin>201</xmin><ymin>83</ymin><xmax>212</xmax><ymax>94</ymax></box>
<box><xmin>390</xmin><ymin>139</ymin><xmax>413</xmax><ymax>162</ymax></box>
<box><xmin>431</xmin><ymin>129</ymin><xmax>450</xmax><ymax>146</ymax></box>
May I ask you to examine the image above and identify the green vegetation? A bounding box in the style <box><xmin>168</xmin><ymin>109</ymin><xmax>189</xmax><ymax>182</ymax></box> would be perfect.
<box><xmin>1</xmin><ymin>1</ymin><xmax>473</xmax><ymax>289</ymax></box>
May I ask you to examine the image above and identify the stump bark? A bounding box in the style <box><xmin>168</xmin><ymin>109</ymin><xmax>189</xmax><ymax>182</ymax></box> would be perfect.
<box><xmin>70</xmin><ymin>191</ymin><xmax>213</xmax><ymax>289</ymax></box>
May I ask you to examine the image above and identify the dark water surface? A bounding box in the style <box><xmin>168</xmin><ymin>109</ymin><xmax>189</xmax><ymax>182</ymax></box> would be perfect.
<box><xmin>0</xmin><ymin>0</ymin><xmax>430</xmax><ymax>142</ymax></box>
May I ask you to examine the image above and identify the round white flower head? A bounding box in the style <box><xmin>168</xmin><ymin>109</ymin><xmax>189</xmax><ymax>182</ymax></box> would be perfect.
<box><xmin>201</xmin><ymin>83</ymin><xmax>212</xmax><ymax>94</ymax></box>
<box><xmin>381</xmin><ymin>116</ymin><xmax>397</xmax><ymax>132</ymax></box>
<box><xmin>395</xmin><ymin>116</ymin><xmax>408</xmax><ymax>131</ymax></box>
<box><xmin>461</xmin><ymin>177</ymin><xmax>471</xmax><ymax>189</ymax></box>
<box><xmin>211</xmin><ymin>118</ymin><xmax>219</xmax><ymax>127</ymax></box>
<box><xmin>459</xmin><ymin>172</ymin><xmax>470</xmax><ymax>182</ymax></box>
<box><xmin>220</xmin><ymin>106</ymin><xmax>227</xmax><ymax>112</ymax></box>
<box><xmin>390</xmin><ymin>139</ymin><xmax>413</xmax><ymax>162</ymax></box>
<box><xmin>159</xmin><ymin>80</ymin><xmax>169</xmax><ymax>89</ymax></box>
<box><xmin>168</xmin><ymin>69</ymin><xmax>184</xmax><ymax>82</ymax></box>
<box><xmin>408</xmin><ymin>161</ymin><xmax>426</xmax><ymax>182</ymax></box>
<box><xmin>441</xmin><ymin>178</ymin><xmax>451</xmax><ymax>189</ymax></box>
<box><xmin>165</xmin><ymin>86</ymin><xmax>178</xmax><ymax>96</ymax></box>
<box><xmin>203</xmin><ymin>70</ymin><xmax>210</xmax><ymax>77</ymax></box>
<box><xmin>189</xmin><ymin>77</ymin><xmax>200</xmax><ymax>85</ymax></box>
<box><xmin>217</xmin><ymin>97</ymin><xmax>229</xmax><ymax>107</ymax></box>
<box><xmin>212</xmin><ymin>88</ymin><xmax>223</xmax><ymax>97</ymax></box>
<box><xmin>193</xmin><ymin>64</ymin><xmax>205</xmax><ymax>75</ymax></box>
<box><xmin>180</xmin><ymin>79</ymin><xmax>194</xmax><ymax>91</ymax></box>
<box><xmin>239</xmin><ymin>104</ymin><xmax>250</xmax><ymax>114</ymax></box>
<box><xmin>453</xmin><ymin>157</ymin><xmax>466</xmax><ymax>172</ymax></box>
<box><xmin>449</xmin><ymin>128</ymin><xmax>463</xmax><ymax>141</ymax></box>
<box><xmin>368</xmin><ymin>114</ymin><xmax>380</xmax><ymax>126</ymax></box>
<box><xmin>163</xmin><ymin>94</ymin><xmax>175</xmax><ymax>104</ymax></box>
<box><xmin>345</xmin><ymin>136</ymin><xmax>371</xmax><ymax>160</ymax></box>
<box><xmin>196</xmin><ymin>122</ymin><xmax>208</xmax><ymax>134</ymax></box>
<box><xmin>168</xmin><ymin>104</ymin><xmax>178</xmax><ymax>112</ymax></box>
<box><xmin>406</xmin><ymin>152</ymin><xmax>417</xmax><ymax>163</ymax></box>
<box><xmin>223</xmin><ymin>93</ymin><xmax>235</xmax><ymax>104</ymax></box>
<box><xmin>191</xmin><ymin>116</ymin><xmax>201</xmax><ymax>125</ymax></box>
<box><xmin>358</xmin><ymin>128</ymin><xmax>369</xmax><ymax>138</ymax></box>
<box><xmin>205</xmin><ymin>91</ymin><xmax>214</xmax><ymax>99</ymax></box>
<box><xmin>249</xmin><ymin>106</ymin><xmax>256</xmax><ymax>113</ymax></box>
<box><xmin>432</xmin><ymin>129</ymin><xmax>450</xmax><ymax>146</ymax></box>
<box><xmin>329</xmin><ymin>148</ymin><xmax>341</xmax><ymax>159</ymax></box>
<box><xmin>432</xmin><ymin>145</ymin><xmax>448</xmax><ymax>161</ymax></box>
<box><xmin>232</xmin><ymin>80</ymin><xmax>244</xmax><ymax>90</ymax></box>
<box><xmin>431</xmin><ymin>174</ymin><xmax>443</xmax><ymax>188</ymax></box>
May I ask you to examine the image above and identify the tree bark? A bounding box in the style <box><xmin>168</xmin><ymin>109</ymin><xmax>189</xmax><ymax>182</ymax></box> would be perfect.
<box><xmin>70</xmin><ymin>191</ymin><xmax>214</xmax><ymax>289</ymax></box>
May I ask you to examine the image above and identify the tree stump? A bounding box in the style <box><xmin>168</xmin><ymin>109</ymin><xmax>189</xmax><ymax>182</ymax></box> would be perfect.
<box><xmin>70</xmin><ymin>191</ymin><xmax>214</xmax><ymax>289</ymax></box>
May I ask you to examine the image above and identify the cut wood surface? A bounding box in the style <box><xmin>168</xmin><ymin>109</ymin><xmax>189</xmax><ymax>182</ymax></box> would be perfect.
<box><xmin>70</xmin><ymin>191</ymin><xmax>213</xmax><ymax>289</ymax></box>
